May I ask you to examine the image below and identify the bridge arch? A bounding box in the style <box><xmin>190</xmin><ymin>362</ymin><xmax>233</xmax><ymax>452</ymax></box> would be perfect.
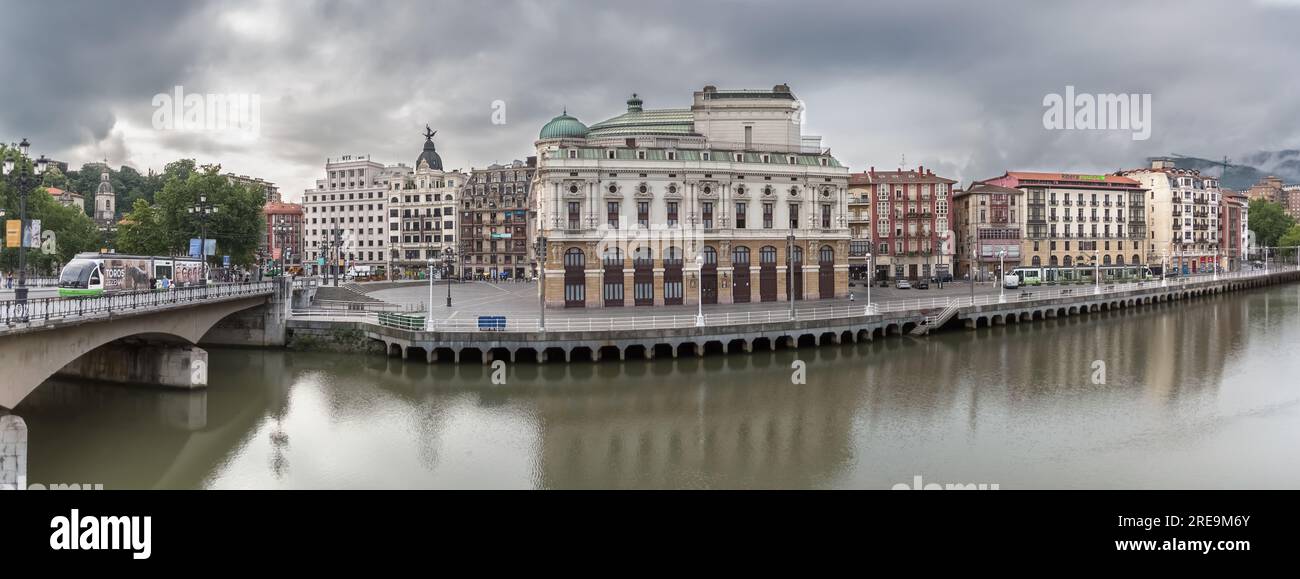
<box><xmin>0</xmin><ymin>294</ymin><xmax>270</xmax><ymax>409</ymax></box>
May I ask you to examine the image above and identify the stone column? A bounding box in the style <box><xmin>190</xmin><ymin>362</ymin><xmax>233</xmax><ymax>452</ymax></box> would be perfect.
<box><xmin>0</xmin><ymin>415</ymin><xmax>28</xmax><ymax>491</ymax></box>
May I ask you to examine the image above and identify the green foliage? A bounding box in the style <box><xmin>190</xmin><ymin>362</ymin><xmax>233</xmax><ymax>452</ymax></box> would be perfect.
<box><xmin>153</xmin><ymin>163</ymin><xmax>264</xmax><ymax>266</ymax></box>
<box><xmin>2</xmin><ymin>147</ymin><xmax>265</xmax><ymax>273</ymax></box>
<box><xmin>1248</xmin><ymin>199</ymin><xmax>1296</xmax><ymax>248</ymax></box>
<box><xmin>1277</xmin><ymin>225</ymin><xmax>1300</xmax><ymax>258</ymax></box>
<box><xmin>0</xmin><ymin>146</ymin><xmax>101</xmax><ymax>274</ymax></box>
<box><xmin>116</xmin><ymin>199</ymin><xmax>171</xmax><ymax>255</ymax></box>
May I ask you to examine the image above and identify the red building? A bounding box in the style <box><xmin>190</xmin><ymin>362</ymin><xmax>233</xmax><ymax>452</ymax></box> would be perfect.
<box><xmin>1219</xmin><ymin>189</ymin><xmax>1247</xmax><ymax>271</ymax></box>
<box><xmin>853</xmin><ymin>167</ymin><xmax>956</xmax><ymax>281</ymax></box>
<box><xmin>263</xmin><ymin>202</ymin><xmax>305</xmax><ymax>269</ymax></box>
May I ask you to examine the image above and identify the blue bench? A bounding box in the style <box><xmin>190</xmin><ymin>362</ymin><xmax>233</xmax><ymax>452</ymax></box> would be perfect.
<box><xmin>477</xmin><ymin>316</ymin><xmax>506</xmax><ymax>331</ymax></box>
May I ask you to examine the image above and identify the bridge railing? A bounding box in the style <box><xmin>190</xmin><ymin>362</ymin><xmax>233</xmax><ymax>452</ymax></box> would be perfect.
<box><xmin>1</xmin><ymin>281</ymin><xmax>277</xmax><ymax>327</ymax></box>
<box><xmin>287</xmin><ymin>266</ymin><xmax>1296</xmax><ymax>335</ymax></box>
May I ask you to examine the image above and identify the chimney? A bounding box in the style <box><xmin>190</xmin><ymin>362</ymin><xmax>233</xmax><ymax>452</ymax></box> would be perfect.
<box><xmin>918</xmin><ymin>165</ymin><xmax>924</xmax><ymax>175</ymax></box>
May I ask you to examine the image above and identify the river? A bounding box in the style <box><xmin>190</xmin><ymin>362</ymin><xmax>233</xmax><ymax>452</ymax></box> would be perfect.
<box><xmin>14</xmin><ymin>283</ymin><xmax>1300</xmax><ymax>489</ymax></box>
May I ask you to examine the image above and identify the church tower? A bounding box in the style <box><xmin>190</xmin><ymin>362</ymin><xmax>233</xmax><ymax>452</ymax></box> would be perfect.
<box><xmin>94</xmin><ymin>160</ymin><xmax>115</xmax><ymax>226</ymax></box>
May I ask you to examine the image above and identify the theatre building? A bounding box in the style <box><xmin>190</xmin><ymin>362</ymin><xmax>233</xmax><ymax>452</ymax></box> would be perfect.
<box><xmin>532</xmin><ymin>85</ymin><xmax>851</xmax><ymax>308</ymax></box>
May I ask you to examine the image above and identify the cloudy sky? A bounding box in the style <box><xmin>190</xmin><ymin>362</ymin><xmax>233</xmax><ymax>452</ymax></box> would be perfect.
<box><xmin>4</xmin><ymin>0</ymin><xmax>1300</xmax><ymax>200</ymax></box>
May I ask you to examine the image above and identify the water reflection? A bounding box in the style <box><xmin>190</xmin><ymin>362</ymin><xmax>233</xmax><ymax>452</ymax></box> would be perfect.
<box><xmin>15</xmin><ymin>284</ymin><xmax>1300</xmax><ymax>489</ymax></box>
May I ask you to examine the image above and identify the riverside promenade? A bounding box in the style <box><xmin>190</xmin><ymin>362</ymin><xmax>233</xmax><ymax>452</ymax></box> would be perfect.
<box><xmin>287</xmin><ymin>267</ymin><xmax>1300</xmax><ymax>364</ymax></box>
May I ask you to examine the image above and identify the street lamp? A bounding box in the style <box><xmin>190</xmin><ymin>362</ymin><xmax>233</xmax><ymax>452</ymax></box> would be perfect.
<box><xmin>425</xmin><ymin>257</ymin><xmax>435</xmax><ymax>331</ymax></box>
<box><xmin>188</xmin><ymin>193</ymin><xmax>218</xmax><ymax>284</ymax></box>
<box><xmin>534</xmin><ymin>235</ymin><xmax>547</xmax><ymax>332</ymax></box>
<box><xmin>694</xmin><ymin>252</ymin><xmax>705</xmax><ymax>327</ymax></box>
<box><xmin>786</xmin><ymin>234</ymin><xmax>796</xmax><ymax>320</ymax></box>
<box><xmin>443</xmin><ymin>246</ymin><xmax>455</xmax><ymax>307</ymax></box>
<box><xmin>1094</xmin><ymin>249</ymin><xmax>1101</xmax><ymax>294</ymax></box>
<box><xmin>865</xmin><ymin>252</ymin><xmax>873</xmax><ymax>314</ymax></box>
<box><xmin>997</xmin><ymin>248</ymin><xmax>1007</xmax><ymax>302</ymax></box>
<box><xmin>3</xmin><ymin>139</ymin><xmax>49</xmax><ymax>309</ymax></box>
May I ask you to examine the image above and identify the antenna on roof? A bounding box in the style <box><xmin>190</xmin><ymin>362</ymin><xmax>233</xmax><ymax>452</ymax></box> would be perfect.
<box><xmin>1221</xmin><ymin>156</ymin><xmax>1230</xmax><ymax>179</ymax></box>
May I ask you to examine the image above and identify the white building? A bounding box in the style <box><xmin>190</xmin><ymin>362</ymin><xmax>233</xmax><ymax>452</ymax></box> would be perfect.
<box><xmin>301</xmin><ymin>155</ymin><xmax>391</xmax><ymax>277</ymax></box>
<box><xmin>1119</xmin><ymin>158</ymin><xmax>1221</xmax><ymax>275</ymax></box>
<box><xmin>533</xmin><ymin>85</ymin><xmax>851</xmax><ymax>308</ymax></box>
<box><xmin>387</xmin><ymin>127</ymin><xmax>465</xmax><ymax>279</ymax></box>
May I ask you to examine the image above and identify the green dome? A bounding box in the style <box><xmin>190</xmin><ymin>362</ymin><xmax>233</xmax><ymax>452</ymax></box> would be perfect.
<box><xmin>539</xmin><ymin>111</ymin><xmax>588</xmax><ymax>140</ymax></box>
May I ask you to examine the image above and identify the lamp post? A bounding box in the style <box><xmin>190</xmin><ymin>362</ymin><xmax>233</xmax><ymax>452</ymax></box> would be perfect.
<box><xmin>442</xmin><ymin>246</ymin><xmax>455</xmax><ymax>307</ymax></box>
<box><xmin>425</xmin><ymin>257</ymin><xmax>435</xmax><ymax>331</ymax></box>
<box><xmin>1094</xmin><ymin>249</ymin><xmax>1100</xmax><ymax>294</ymax></box>
<box><xmin>695</xmin><ymin>252</ymin><xmax>705</xmax><ymax>327</ymax></box>
<box><xmin>2</xmin><ymin>139</ymin><xmax>47</xmax><ymax>309</ymax></box>
<box><xmin>865</xmin><ymin>252</ymin><xmax>873</xmax><ymax>314</ymax></box>
<box><xmin>188</xmin><ymin>193</ymin><xmax>218</xmax><ymax>284</ymax></box>
<box><xmin>997</xmin><ymin>248</ymin><xmax>1007</xmax><ymax>302</ymax></box>
<box><xmin>969</xmin><ymin>246</ymin><xmax>976</xmax><ymax>303</ymax></box>
<box><xmin>786</xmin><ymin>234</ymin><xmax>796</xmax><ymax>320</ymax></box>
<box><xmin>534</xmin><ymin>235</ymin><xmax>547</xmax><ymax>332</ymax></box>
<box><xmin>1161</xmin><ymin>250</ymin><xmax>1168</xmax><ymax>286</ymax></box>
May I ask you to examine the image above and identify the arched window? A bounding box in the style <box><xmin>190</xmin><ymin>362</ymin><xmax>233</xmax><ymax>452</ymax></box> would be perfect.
<box><xmin>760</xmin><ymin>246</ymin><xmax>777</xmax><ymax>264</ymax></box>
<box><xmin>1049</xmin><ymin>255</ymin><xmax>1059</xmax><ymax>266</ymax></box>
<box><xmin>564</xmin><ymin>248</ymin><xmax>585</xmax><ymax>267</ymax></box>
<box><xmin>819</xmin><ymin>245</ymin><xmax>834</xmax><ymax>264</ymax></box>
<box><xmin>792</xmin><ymin>246</ymin><xmax>804</xmax><ymax>265</ymax></box>
<box><xmin>633</xmin><ymin>246</ymin><xmax>653</xmax><ymax>267</ymax></box>
<box><xmin>1063</xmin><ymin>255</ymin><xmax>1072</xmax><ymax>267</ymax></box>
<box><xmin>702</xmin><ymin>246</ymin><xmax>717</xmax><ymax>265</ymax></box>
<box><xmin>1103</xmin><ymin>255</ymin><xmax>1112</xmax><ymax>265</ymax></box>
<box><xmin>664</xmin><ymin>246</ymin><xmax>683</xmax><ymax>265</ymax></box>
<box><xmin>1132</xmin><ymin>254</ymin><xmax>1141</xmax><ymax>265</ymax></box>
<box><xmin>1116</xmin><ymin>255</ymin><xmax>1125</xmax><ymax>265</ymax></box>
<box><xmin>603</xmin><ymin>247</ymin><xmax>625</xmax><ymax>266</ymax></box>
<box><xmin>1032</xmin><ymin>255</ymin><xmax>1041</xmax><ymax>266</ymax></box>
<box><xmin>732</xmin><ymin>246</ymin><xmax>750</xmax><ymax>265</ymax></box>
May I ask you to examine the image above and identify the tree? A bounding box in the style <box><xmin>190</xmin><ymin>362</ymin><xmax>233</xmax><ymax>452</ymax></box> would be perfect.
<box><xmin>1277</xmin><ymin>224</ymin><xmax>1300</xmax><ymax>261</ymax></box>
<box><xmin>1248</xmin><ymin>199</ymin><xmax>1296</xmax><ymax>248</ymax></box>
<box><xmin>116</xmin><ymin>199</ymin><xmax>171</xmax><ymax>255</ymax></box>
<box><xmin>153</xmin><ymin>163</ymin><xmax>264</xmax><ymax>266</ymax></box>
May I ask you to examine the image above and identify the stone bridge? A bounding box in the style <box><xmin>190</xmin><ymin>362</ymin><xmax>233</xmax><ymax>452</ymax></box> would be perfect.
<box><xmin>0</xmin><ymin>278</ymin><xmax>317</xmax><ymax>410</ymax></box>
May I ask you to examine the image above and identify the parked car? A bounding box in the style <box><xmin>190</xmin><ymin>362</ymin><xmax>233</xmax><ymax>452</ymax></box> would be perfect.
<box><xmin>915</xmin><ymin>279</ymin><xmax>930</xmax><ymax>289</ymax></box>
<box><xmin>895</xmin><ymin>279</ymin><xmax>912</xmax><ymax>289</ymax></box>
<box><xmin>1003</xmin><ymin>274</ymin><xmax>1021</xmax><ymax>289</ymax></box>
<box><xmin>879</xmin><ymin>278</ymin><xmax>890</xmax><ymax>287</ymax></box>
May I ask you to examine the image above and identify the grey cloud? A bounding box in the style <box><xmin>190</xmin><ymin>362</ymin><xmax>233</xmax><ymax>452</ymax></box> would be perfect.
<box><xmin>4</xmin><ymin>0</ymin><xmax>1300</xmax><ymax>196</ymax></box>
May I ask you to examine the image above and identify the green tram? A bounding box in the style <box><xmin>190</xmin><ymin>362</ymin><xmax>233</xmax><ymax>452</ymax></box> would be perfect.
<box><xmin>57</xmin><ymin>253</ymin><xmax>206</xmax><ymax>297</ymax></box>
<box><xmin>1009</xmin><ymin>264</ymin><xmax>1153</xmax><ymax>286</ymax></box>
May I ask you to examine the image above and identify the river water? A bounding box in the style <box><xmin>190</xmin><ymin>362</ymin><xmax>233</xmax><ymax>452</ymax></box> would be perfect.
<box><xmin>15</xmin><ymin>283</ymin><xmax>1300</xmax><ymax>489</ymax></box>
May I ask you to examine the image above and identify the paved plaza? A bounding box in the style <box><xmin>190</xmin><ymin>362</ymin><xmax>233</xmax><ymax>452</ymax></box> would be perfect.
<box><xmin>366</xmin><ymin>278</ymin><xmax>1010</xmax><ymax>321</ymax></box>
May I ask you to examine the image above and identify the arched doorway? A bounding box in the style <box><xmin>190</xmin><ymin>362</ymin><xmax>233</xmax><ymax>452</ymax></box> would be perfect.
<box><xmin>818</xmin><ymin>245</ymin><xmax>835</xmax><ymax>299</ymax></box>
<box><xmin>664</xmin><ymin>246</ymin><xmax>683</xmax><ymax>305</ymax></box>
<box><xmin>633</xmin><ymin>246</ymin><xmax>654</xmax><ymax>306</ymax></box>
<box><xmin>759</xmin><ymin>246</ymin><xmax>777</xmax><ymax>302</ymax></box>
<box><xmin>732</xmin><ymin>246</ymin><xmax>752</xmax><ymax>303</ymax></box>
<box><xmin>791</xmin><ymin>245</ymin><xmax>805</xmax><ymax>300</ymax></box>
<box><xmin>701</xmin><ymin>246</ymin><xmax>718</xmax><ymax>304</ymax></box>
<box><xmin>563</xmin><ymin>248</ymin><xmax>586</xmax><ymax>308</ymax></box>
<box><xmin>603</xmin><ymin>247</ymin><xmax>625</xmax><ymax>307</ymax></box>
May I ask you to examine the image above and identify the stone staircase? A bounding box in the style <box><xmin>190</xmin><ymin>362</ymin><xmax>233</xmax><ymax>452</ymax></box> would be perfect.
<box><xmin>910</xmin><ymin>301</ymin><xmax>961</xmax><ymax>336</ymax></box>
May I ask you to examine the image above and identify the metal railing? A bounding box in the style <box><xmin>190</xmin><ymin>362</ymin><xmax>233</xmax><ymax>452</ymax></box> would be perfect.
<box><xmin>286</xmin><ymin>267</ymin><xmax>1296</xmax><ymax>335</ymax></box>
<box><xmin>2</xmin><ymin>281</ymin><xmax>277</xmax><ymax>327</ymax></box>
